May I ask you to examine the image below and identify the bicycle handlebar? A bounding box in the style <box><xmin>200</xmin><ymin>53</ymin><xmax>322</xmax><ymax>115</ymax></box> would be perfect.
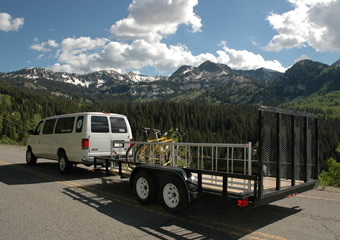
<box><xmin>141</xmin><ymin>127</ymin><xmax>185</xmax><ymax>141</ymax></box>
<box><xmin>141</xmin><ymin>127</ymin><xmax>161</xmax><ymax>138</ymax></box>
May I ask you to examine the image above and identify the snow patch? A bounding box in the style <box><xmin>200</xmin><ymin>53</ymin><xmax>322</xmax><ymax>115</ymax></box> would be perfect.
<box><xmin>96</xmin><ymin>79</ymin><xmax>105</xmax><ymax>87</ymax></box>
<box><xmin>183</xmin><ymin>67</ymin><xmax>194</xmax><ymax>75</ymax></box>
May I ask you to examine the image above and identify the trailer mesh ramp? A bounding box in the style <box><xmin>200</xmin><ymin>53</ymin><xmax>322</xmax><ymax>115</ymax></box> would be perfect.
<box><xmin>259</xmin><ymin>107</ymin><xmax>318</xmax><ymax>196</ymax></box>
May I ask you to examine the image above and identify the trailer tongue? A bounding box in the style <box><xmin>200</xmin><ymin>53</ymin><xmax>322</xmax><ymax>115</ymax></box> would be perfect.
<box><xmin>95</xmin><ymin>106</ymin><xmax>319</xmax><ymax>213</ymax></box>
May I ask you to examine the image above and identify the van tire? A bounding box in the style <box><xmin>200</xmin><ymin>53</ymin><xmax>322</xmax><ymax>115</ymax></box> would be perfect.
<box><xmin>133</xmin><ymin>171</ymin><xmax>156</xmax><ymax>205</ymax></box>
<box><xmin>58</xmin><ymin>151</ymin><xmax>72</xmax><ymax>174</ymax></box>
<box><xmin>26</xmin><ymin>148</ymin><xmax>37</xmax><ymax>165</ymax></box>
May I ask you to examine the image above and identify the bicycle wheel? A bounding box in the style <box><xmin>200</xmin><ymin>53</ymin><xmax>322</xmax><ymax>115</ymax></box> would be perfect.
<box><xmin>134</xmin><ymin>144</ymin><xmax>152</xmax><ymax>164</ymax></box>
<box><xmin>126</xmin><ymin>144</ymin><xmax>136</xmax><ymax>169</ymax></box>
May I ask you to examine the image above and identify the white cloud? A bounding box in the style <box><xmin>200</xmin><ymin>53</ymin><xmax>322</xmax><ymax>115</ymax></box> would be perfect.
<box><xmin>217</xmin><ymin>41</ymin><xmax>286</xmax><ymax>72</ymax></box>
<box><xmin>47</xmin><ymin>40</ymin><xmax>59</xmax><ymax>48</ymax></box>
<box><xmin>294</xmin><ymin>54</ymin><xmax>310</xmax><ymax>63</ymax></box>
<box><xmin>110</xmin><ymin>0</ymin><xmax>202</xmax><ymax>42</ymax></box>
<box><xmin>264</xmin><ymin>0</ymin><xmax>340</xmax><ymax>52</ymax></box>
<box><xmin>48</xmin><ymin>37</ymin><xmax>286</xmax><ymax>74</ymax></box>
<box><xmin>30</xmin><ymin>38</ymin><xmax>60</xmax><ymax>52</ymax></box>
<box><xmin>30</xmin><ymin>0</ymin><xmax>286</xmax><ymax>74</ymax></box>
<box><xmin>0</xmin><ymin>12</ymin><xmax>24</xmax><ymax>32</ymax></box>
<box><xmin>50</xmin><ymin>37</ymin><xmax>207</xmax><ymax>74</ymax></box>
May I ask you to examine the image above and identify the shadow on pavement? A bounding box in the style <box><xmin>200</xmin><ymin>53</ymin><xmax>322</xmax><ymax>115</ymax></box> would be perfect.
<box><xmin>0</xmin><ymin>162</ymin><xmax>109</xmax><ymax>185</ymax></box>
<box><xmin>62</xmin><ymin>179</ymin><xmax>302</xmax><ymax>240</ymax></box>
<box><xmin>0</xmin><ymin>159</ymin><xmax>302</xmax><ymax>239</ymax></box>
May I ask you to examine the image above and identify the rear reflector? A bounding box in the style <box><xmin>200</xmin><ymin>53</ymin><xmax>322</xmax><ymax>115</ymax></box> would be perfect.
<box><xmin>237</xmin><ymin>198</ymin><xmax>249</xmax><ymax>207</ymax></box>
<box><xmin>82</xmin><ymin>138</ymin><xmax>89</xmax><ymax>149</ymax></box>
<box><xmin>286</xmin><ymin>193</ymin><xmax>299</xmax><ymax>198</ymax></box>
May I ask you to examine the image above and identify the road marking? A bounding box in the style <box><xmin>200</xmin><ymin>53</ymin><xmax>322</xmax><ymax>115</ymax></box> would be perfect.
<box><xmin>297</xmin><ymin>194</ymin><xmax>340</xmax><ymax>203</ymax></box>
<box><xmin>0</xmin><ymin>160</ymin><xmax>290</xmax><ymax>240</ymax></box>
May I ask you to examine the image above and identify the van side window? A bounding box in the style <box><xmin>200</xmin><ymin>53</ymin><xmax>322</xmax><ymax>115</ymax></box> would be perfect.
<box><xmin>35</xmin><ymin>121</ymin><xmax>44</xmax><ymax>135</ymax></box>
<box><xmin>76</xmin><ymin>116</ymin><xmax>84</xmax><ymax>133</ymax></box>
<box><xmin>55</xmin><ymin>117</ymin><xmax>75</xmax><ymax>134</ymax></box>
<box><xmin>91</xmin><ymin>116</ymin><xmax>109</xmax><ymax>133</ymax></box>
<box><xmin>110</xmin><ymin>117</ymin><xmax>127</xmax><ymax>133</ymax></box>
<box><xmin>42</xmin><ymin>119</ymin><xmax>56</xmax><ymax>134</ymax></box>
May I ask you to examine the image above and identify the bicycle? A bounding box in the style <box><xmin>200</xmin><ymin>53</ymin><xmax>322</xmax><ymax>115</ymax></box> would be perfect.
<box><xmin>126</xmin><ymin>128</ymin><xmax>192</xmax><ymax>168</ymax></box>
<box><xmin>164</xmin><ymin>129</ymin><xmax>192</xmax><ymax>168</ymax></box>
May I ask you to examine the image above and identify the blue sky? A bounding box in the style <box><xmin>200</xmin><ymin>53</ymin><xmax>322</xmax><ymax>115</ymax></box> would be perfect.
<box><xmin>1</xmin><ymin>0</ymin><xmax>340</xmax><ymax>76</ymax></box>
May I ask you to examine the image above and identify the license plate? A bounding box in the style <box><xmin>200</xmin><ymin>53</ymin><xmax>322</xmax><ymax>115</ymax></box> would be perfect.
<box><xmin>113</xmin><ymin>143</ymin><xmax>124</xmax><ymax>148</ymax></box>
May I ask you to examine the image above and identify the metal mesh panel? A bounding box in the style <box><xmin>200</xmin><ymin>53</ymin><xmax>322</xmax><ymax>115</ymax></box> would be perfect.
<box><xmin>295</xmin><ymin>116</ymin><xmax>305</xmax><ymax>182</ymax></box>
<box><xmin>280</xmin><ymin>114</ymin><xmax>293</xmax><ymax>187</ymax></box>
<box><xmin>308</xmin><ymin>118</ymin><xmax>316</xmax><ymax>180</ymax></box>
<box><xmin>260</xmin><ymin>109</ymin><xmax>318</xmax><ymax>196</ymax></box>
<box><xmin>262</xmin><ymin>112</ymin><xmax>277</xmax><ymax>191</ymax></box>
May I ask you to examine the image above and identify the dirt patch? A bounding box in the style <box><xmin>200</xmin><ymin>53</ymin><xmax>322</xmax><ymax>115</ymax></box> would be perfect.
<box><xmin>317</xmin><ymin>186</ymin><xmax>340</xmax><ymax>193</ymax></box>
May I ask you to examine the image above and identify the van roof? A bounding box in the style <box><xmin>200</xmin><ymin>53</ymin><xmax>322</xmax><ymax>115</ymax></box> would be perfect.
<box><xmin>43</xmin><ymin>112</ymin><xmax>127</xmax><ymax>120</ymax></box>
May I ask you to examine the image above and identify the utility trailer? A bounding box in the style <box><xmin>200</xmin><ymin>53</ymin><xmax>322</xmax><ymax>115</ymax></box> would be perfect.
<box><xmin>95</xmin><ymin>106</ymin><xmax>319</xmax><ymax>213</ymax></box>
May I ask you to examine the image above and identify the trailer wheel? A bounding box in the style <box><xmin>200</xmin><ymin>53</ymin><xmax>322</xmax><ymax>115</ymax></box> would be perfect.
<box><xmin>58</xmin><ymin>151</ymin><xmax>72</xmax><ymax>174</ymax></box>
<box><xmin>160</xmin><ymin>177</ymin><xmax>188</xmax><ymax>213</ymax></box>
<box><xmin>26</xmin><ymin>148</ymin><xmax>37</xmax><ymax>165</ymax></box>
<box><xmin>134</xmin><ymin>171</ymin><xmax>156</xmax><ymax>204</ymax></box>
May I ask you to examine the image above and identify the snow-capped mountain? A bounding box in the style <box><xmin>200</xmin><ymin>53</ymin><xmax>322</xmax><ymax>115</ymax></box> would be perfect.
<box><xmin>5</xmin><ymin>59</ymin><xmax>339</xmax><ymax>105</ymax></box>
<box><xmin>0</xmin><ymin>61</ymin><xmax>284</xmax><ymax>104</ymax></box>
<box><xmin>1</xmin><ymin>67</ymin><xmax>161</xmax><ymax>89</ymax></box>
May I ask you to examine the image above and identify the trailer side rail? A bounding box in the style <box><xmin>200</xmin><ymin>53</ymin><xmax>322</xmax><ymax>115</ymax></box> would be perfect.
<box><xmin>107</xmin><ymin>140</ymin><xmax>258</xmax><ymax>198</ymax></box>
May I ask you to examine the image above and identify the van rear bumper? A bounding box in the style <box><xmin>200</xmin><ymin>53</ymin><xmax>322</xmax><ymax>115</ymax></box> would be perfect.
<box><xmin>81</xmin><ymin>156</ymin><xmax>112</xmax><ymax>165</ymax></box>
<box><xmin>82</xmin><ymin>150</ymin><xmax>128</xmax><ymax>165</ymax></box>
<box><xmin>82</xmin><ymin>157</ymin><xmax>106</xmax><ymax>165</ymax></box>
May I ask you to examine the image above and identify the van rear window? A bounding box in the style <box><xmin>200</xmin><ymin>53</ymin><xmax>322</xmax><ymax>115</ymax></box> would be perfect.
<box><xmin>76</xmin><ymin>116</ymin><xmax>84</xmax><ymax>133</ymax></box>
<box><xmin>55</xmin><ymin>117</ymin><xmax>75</xmax><ymax>134</ymax></box>
<box><xmin>110</xmin><ymin>117</ymin><xmax>127</xmax><ymax>133</ymax></box>
<box><xmin>91</xmin><ymin>116</ymin><xmax>109</xmax><ymax>133</ymax></box>
<box><xmin>42</xmin><ymin>119</ymin><xmax>56</xmax><ymax>134</ymax></box>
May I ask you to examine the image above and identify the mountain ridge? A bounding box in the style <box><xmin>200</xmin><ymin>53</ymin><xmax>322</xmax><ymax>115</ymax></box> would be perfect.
<box><xmin>1</xmin><ymin>59</ymin><xmax>340</xmax><ymax>108</ymax></box>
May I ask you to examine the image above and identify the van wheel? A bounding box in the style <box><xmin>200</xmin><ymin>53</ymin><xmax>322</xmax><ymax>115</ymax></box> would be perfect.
<box><xmin>134</xmin><ymin>171</ymin><xmax>156</xmax><ymax>204</ymax></box>
<box><xmin>26</xmin><ymin>148</ymin><xmax>37</xmax><ymax>165</ymax></box>
<box><xmin>160</xmin><ymin>177</ymin><xmax>188</xmax><ymax>213</ymax></box>
<box><xmin>58</xmin><ymin>152</ymin><xmax>72</xmax><ymax>174</ymax></box>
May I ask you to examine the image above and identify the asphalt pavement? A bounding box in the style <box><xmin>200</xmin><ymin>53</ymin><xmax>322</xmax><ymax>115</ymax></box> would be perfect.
<box><xmin>1</xmin><ymin>144</ymin><xmax>340</xmax><ymax>240</ymax></box>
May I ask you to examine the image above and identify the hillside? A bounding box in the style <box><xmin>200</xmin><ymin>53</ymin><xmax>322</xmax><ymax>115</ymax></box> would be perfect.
<box><xmin>1</xmin><ymin>59</ymin><xmax>340</xmax><ymax>114</ymax></box>
<box><xmin>281</xmin><ymin>62</ymin><xmax>340</xmax><ymax>117</ymax></box>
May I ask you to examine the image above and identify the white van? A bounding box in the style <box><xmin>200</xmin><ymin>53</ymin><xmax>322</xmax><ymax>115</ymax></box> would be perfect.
<box><xmin>26</xmin><ymin>112</ymin><xmax>133</xmax><ymax>173</ymax></box>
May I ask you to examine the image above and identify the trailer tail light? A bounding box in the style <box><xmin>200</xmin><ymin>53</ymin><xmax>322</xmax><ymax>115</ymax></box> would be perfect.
<box><xmin>237</xmin><ymin>198</ymin><xmax>249</xmax><ymax>207</ymax></box>
<box><xmin>286</xmin><ymin>193</ymin><xmax>299</xmax><ymax>198</ymax></box>
<box><xmin>82</xmin><ymin>138</ymin><xmax>89</xmax><ymax>149</ymax></box>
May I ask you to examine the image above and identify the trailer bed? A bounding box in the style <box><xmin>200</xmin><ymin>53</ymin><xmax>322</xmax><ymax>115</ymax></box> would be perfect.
<box><xmin>94</xmin><ymin>106</ymin><xmax>319</xmax><ymax>210</ymax></box>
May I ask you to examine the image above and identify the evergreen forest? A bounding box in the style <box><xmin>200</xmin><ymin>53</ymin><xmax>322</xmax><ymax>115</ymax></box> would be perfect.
<box><xmin>0</xmin><ymin>81</ymin><xmax>339</xmax><ymax>171</ymax></box>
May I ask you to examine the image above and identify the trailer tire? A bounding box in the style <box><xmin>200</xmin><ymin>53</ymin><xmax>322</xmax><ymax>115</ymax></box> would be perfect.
<box><xmin>58</xmin><ymin>151</ymin><xmax>72</xmax><ymax>174</ymax></box>
<box><xmin>160</xmin><ymin>177</ymin><xmax>188</xmax><ymax>213</ymax></box>
<box><xmin>26</xmin><ymin>147</ymin><xmax>37</xmax><ymax>165</ymax></box>
<box><xmin>134</xmin><ymin>171</ymin><xmax>156</xmax><ymax>204</ymax></box>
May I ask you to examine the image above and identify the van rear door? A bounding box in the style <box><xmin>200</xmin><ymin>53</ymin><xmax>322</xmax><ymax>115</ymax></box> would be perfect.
<box><xmin>110</xmin><ymin>116</ymin><xmax>131</xmax><ymax>154</ymax></box>
<box><xmin>90</xmin><ymin>116</ymin><xmax>111</xmax><ymax>156</ymax></box>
